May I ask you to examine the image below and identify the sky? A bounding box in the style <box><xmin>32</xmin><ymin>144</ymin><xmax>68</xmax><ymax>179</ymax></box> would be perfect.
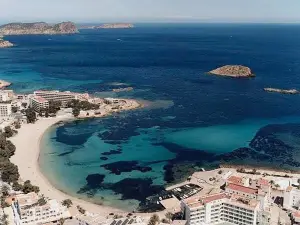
<box><xmin>1</xmin><ymin>0</ymin><xmax>300</xmax><ymax>23</ymax></box>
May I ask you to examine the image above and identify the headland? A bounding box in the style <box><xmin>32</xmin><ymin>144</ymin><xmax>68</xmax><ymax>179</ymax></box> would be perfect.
<box><xmin>0</xmin><ymin>22</ymin><xmax>78</xmax><ymax>35</ymax></box>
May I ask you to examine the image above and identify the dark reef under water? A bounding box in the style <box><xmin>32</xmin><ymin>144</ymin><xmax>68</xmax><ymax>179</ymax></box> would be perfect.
<box><xmin>75</xmin><ymin>122</ymin><xmax>300</xmax><ymax>211</ymax></box>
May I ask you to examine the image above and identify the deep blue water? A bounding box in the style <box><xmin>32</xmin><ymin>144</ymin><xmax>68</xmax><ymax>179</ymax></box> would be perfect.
<box><xmin>2</xmin><ymin>24</ymin><xmax>300</xmax><ymax>211</ymax></box>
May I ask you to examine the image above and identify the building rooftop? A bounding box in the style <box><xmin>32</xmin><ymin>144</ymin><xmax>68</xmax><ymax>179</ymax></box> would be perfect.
<box><xmin>257</xmin><ymin>178</ymin><xmax>270</xmax><ymax>187</ymax></box>
<box><xmin>229</xmin><ymin>194</ymin><xmax>259</xmax><ymax>209</ymax></box>
<box><xmin>227</xmin><ymin>175</ymin><xmax>243</xmax><ymax>185</ymax></box>
<box><xmin>286</xmin><ymin>186</ymin><xmax>294</xmax><ymax>192</ymax></box>
<box><xmin>183</xmin><ymin>193</ymin><xmax>229</xmax><ymax>208</ymax></box>
<box><xmin>227</xmin><ymin>183</ymin><xmax>258</xmax><ymax>195</ymax></box>
<box><xmin>11</xmin><ymin>192</ymin><xmax>39</xmax><ymax>206</ymax></box>
<box><xmin>32</xmin><ymin>96</ymin><xmax>48</xmax><ymax>103</ymax></box>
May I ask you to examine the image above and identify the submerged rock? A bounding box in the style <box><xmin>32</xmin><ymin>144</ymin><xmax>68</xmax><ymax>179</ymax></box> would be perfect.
<box><xmin>101</xmin><ymin>161</ymin><xmax>152</xmax><ymax>175</ymax></box>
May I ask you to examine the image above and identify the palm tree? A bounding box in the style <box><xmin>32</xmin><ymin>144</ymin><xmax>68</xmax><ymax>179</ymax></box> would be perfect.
<box><xmin>58</xmin><ymin>218</ymin><xmax>66</xmax><ymax>225</ymax></box>
<box><xmin>148</xmin><ymin>214</ymin><xmax>159</xmax><ymax>225</ymax></box>
<box><xmin>165</xmin><ymin>212</ymin><xmax>173</xmax><ymax>223</ymax></box>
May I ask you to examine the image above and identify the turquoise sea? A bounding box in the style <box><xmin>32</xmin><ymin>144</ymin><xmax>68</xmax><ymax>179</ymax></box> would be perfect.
<box><xmin>1</xmin><ymin>24</ymin><xmax>300</xmax><ymax>211</ymax></box>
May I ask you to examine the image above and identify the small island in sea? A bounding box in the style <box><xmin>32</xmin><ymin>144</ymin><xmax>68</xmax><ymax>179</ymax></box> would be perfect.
<box><xmin>80</xmin><ymin>23</ymin><xmax>134</xmax><ymax>29</ymax></box>
<box><xmin>208</xmin><ymin>65</ymin><xmax>254</xmax><ymax>78</ymax></box>
<box><xmin>264</xmin><ymin>87</ymin><xmax>299</xmax><ymax>94</ymax></box>
<box><xmin>0</xmin><ymin>37</ymin><xmax>13</xmax><ymax>48</ymax></box>
<box><xmin>0</xmin><ymin>21</ymin><xmax>78</xmax><ymax>35</ymax></box>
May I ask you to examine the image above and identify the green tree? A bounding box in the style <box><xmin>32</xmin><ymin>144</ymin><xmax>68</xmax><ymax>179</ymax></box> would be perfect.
<box><xmin>58</xmin><ymin>218</ymin><xmax>66</xmax><ymax>225</ymax></box>
<box><xmin>22</xmin><ymin>180</ymin><xmax>40</xmax><ymax>194</ymax></box>
<box><xmin>12</xmin><ymin>182</ymin><xmax>23</xmax><ymax>191</ymax></box>
<box><xmin>62</xmin><ymin>199</ymin><xmax>73</xmax><ymax>208</ymax></box>
<box><xmin>1</xmin><ymin>185</ymin><xmax>9</xmax><ymax>197</ymax></box>
<box><xmin>148</xmin><ymin>214</ymin><xmax>159</xmax><ymax>225</ymax></box>
<box><xmin>1</xmin><ymin>161</ymin><xmax>19</xmax><ymax>183</ymax></box>
<box><xmin>165</xmin><ymin>212</ymin><xmax>173</xmax><ymax>223</ymax></box>
<box><xmin>11</xmin><ymin>106</ymin><xmax>18</xmax><ymax>113</ymax></box>
<box><xmin>25</xmin><ymin>108</ymin><xmax>37</xmax><ymax>123</ymax></box>
<box><xmin>45</xmin><ymin>109</ymin><xmax>49</xmax><ymax>118</ymax></box>
<box><xmin>72</xmin><ymin>108</ymin><xmax>80</xmax><ymax>117</ymax></box>
<box><xmin>48</xmin><ymin>101</ymin><xmax>62</xmax><ymax>114</ymax></box>
<box><xmin>14</xmin><ymin>121</ymin><xmax>21</xmax><ymax>129</ymax></box>
<box><xmin>4</xmin><ymin>126</ymin><xmax>14</xmax><ymax>138</ymax></box>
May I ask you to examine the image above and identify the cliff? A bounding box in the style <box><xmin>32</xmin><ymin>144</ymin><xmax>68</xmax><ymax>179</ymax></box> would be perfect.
<box><xmin>0</xmin><ymin>22</ymin><xmax>78</xmax><ymax>35</ymax></box>
<box><xmin>209</xmin><ymin>65</ymin><xmax>254</xmax><ymax>78</ymax></box>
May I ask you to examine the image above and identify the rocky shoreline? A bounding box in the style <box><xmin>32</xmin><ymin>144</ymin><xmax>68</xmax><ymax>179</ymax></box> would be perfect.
<box><xmin>0</xmin><ymin>22</ymin><xmax>78</xmax><ymax>35</ymax></box>
<box><xmin>209</xmin><ymin>65</ymin><xmax>254</xmax><ymax>78</ymax></box>
<box><xmin>0</xmin><ymin>37</ymin><xmax>13</xmax><ymax>48</ymax></box>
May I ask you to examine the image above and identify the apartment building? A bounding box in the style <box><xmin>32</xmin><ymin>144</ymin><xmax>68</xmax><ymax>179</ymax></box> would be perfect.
<box><xmin>29</xmin><ymin>96</ymin><xmax>49</xmax><ymax>112</ymax></box>
<box><xmin>34</xmin><ymin>90</ymin><xmax>77</xmax><ymax>106</ymax></box>
<box><xmin>181</xmin><ymin>193</ymin><xmax>260</xmax><ymax>225</ymax></box>
<box><xmin>283</xmin><ymin>186</ymin><xmax>300</xmax><ymax>209</ymax></box>
<box><xmin>9</xmin><ymin>192</ymin><xmax>71</xmax><ymax>225</ymax></box>
<box><xmin>0</xmin><ymin>102</ymin><xmax>12</xmax><ymax>117</ymax></box>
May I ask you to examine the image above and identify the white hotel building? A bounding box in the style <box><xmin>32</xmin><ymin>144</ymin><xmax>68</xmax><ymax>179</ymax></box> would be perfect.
<box><xmin>29</xmin><ymin>96</ymin><xmax>49</xmax><ymax>112</ymax></box>
<box><xmin>181</xmin><ymin>193</ymin><xmax>260</xmax><ymax>225</ymax></box>
<box><xmin>34</xmin><ymin>90</ymin><xmax>89</xmax><ymax>106</ymax></box>
<box><xmin>181</xmin><ymin>175</ymin><xmax>271</xmax><ymax>225</ymax></box>
<box><xmin>8</xmin><ymin>192</ymin><xmax>71</xmax><ymax>225</ymax></box>
<box><xmin>284</xmin><ymin>186</ymin><xmax>300</xmax><ymax>209</ymax></box>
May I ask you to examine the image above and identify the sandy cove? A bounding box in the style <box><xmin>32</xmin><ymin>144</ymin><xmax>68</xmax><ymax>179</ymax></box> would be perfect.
<box><xmin>9</xmin><ymin>117</ymin><xmax>128</xmax><ymax>216</ymax></box>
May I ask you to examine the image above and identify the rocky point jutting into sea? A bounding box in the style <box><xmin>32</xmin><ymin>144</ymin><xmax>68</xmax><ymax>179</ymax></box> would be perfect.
<box><xmin>0</xmin><ymin>22</ymin><xmax>78</xmax><ymax>35</ymax></box>
<box><xmin>0</xmin><ymin>36</ymin><xmax>13</xmax><ymax>48</ymax></box>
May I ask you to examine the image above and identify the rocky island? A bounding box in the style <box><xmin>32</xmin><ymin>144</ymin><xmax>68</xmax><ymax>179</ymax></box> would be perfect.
<box><xmin>0</xmin><ymin>22</ymin><xmax>78</xmax><ymax>35</ymax></box>
<box><xmin>264</xmin><ymin>88</ymin><xmax>299</xmax><ymax>94</ymax></box>
<box><xmin>209</xmin><ymin>65</ymin><xmax>254</xmax><ymax>78</ymax></box>
<box><xmin>80</xmin><ymin>23</ymin><xmax>134</xmax><ymax>29</ymax></box>
<box><xmin>0</xmin><ymin>36</ymin><xmax>13</xmax><ymax>48</ymax></box>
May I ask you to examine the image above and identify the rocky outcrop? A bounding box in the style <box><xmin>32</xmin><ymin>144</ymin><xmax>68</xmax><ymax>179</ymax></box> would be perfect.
<box><xmin>0</xmin><ymin>38</ymin><xmax>13</xmax><ymax>48</ymax></box>
<box><xmin>0</xmin><ymin>22</ymin><xmax>78</xmax><ymax>35</ymax></box>
<box><xmin>264</xmin><ymin>88</ymin><xmax>299</xmax><ymax>94</ymax></box>
<box><xmin>0</xmin><ymin>80</ymin><xmax>11</xmax><ymax>88</ymax></box>
<box><xmin>209</xmin><ymin>65</ymin><xmax>254</xmax><ymax>78</ymax></box>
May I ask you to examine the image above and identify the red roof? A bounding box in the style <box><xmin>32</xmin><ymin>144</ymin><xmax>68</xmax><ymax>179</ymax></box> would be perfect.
<box><xmin>227</xmin><ymin>183</ymin><xmax>258</xmax><ymax>195</ymax></box>
<box><xmin>293</xmin><ymin>211</ymin><xmax>300</xmax><ymax>218</ymax></box>
<box><xmin>257</xmin><ymin>178</ymin><xmax>270</xmax><ymax>186</ymax></box>
<box><xmin>34</xmin><ymin>96</ymin><xmax>48</xmax><ymax>103</ymax></box>
<box><xmin>227</xmin><ymin>176</ymin><xmax>243</xmax><ymax>185</ymax></box>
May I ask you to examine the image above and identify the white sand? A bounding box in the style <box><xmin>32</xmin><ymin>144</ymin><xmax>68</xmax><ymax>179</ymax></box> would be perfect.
<box><xmin>10</xmin><ymin>117</ymin><xmax>127</xmax><ymax>216</ymax></box>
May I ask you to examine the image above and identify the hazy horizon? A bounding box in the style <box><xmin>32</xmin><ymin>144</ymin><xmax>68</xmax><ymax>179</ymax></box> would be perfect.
<box><xmin>1</xmin><ymin>0</ymin><xmax>300</xmax><ymax>24</ymax></box>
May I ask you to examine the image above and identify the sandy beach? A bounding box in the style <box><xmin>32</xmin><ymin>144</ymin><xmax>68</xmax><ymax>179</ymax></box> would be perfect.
<box><xmin>10</xmin><ymin>116</ymin><xmax>127</xmax><ymax>216</ymax></box>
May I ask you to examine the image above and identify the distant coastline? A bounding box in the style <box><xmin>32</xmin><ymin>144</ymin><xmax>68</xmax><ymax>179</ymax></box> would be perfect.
<box><xmin>79</xmin><ymin>23</ymin><xmax>134</xmax><ymax>29</ymax></box>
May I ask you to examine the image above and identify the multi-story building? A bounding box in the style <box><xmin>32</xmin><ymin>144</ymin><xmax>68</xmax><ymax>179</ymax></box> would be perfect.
<box><xmin>0</xmin><ymin>102</ymin><xmax>12</xmax><ymax>117</ymax></box>
<box><xmin>0</xmin><ymin>91</ymin><xmax>11</xmax><ymax>102</ymax></box>
<box><xmin>181</xmin><ymin>175</ymin><xmax>271</xmax><ymax>225</ymax></box>
<box><xmin>283</xmin><ymin>186</ymin><xmax>300</xmax><ymax>209</ymax></box>
<box><xmin>29</xmin><ymin>96</ymin><xmax>49</xmax><ymax>112</ymax></box>
<box><xmin>181</xmin><ymin>193</ymin><xmax>260</xmax><ymax>225</ymax></box>
<box><xmin>9</xmin><ymin>192</ymin><xmax>71</xmax><ymax>225</ymax></box>
<box><xmin>225</xmin><ymin>183</ymin><xmax>269</xmax><ymax>210</ymax></box>
<box><xmin>34</xmin><ymin>90</ymin><xmax>77</xmax><ymax>106</ymax></box>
